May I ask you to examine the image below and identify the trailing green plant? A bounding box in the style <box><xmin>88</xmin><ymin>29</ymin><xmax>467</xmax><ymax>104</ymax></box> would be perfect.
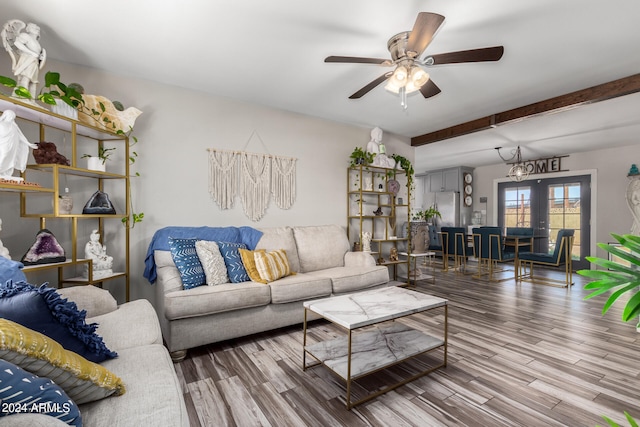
<box><xmin>122</xmin><ymin>141</ymin><xmax>144</xmax><ymax>229</ymax></box>
<box><xmin>577</xmin><ymin>233</ymin><xmax>639</xmax><ymax>426</ymax></box>
<box><xmin>349</xmin><ymin>147</ymin><xmax>374</xmax><ymax>167</ymax></box>
<box><xmin>0</xmin><ymin>71</ymin><xmax>84</xmax><ymax>108</ymax></box>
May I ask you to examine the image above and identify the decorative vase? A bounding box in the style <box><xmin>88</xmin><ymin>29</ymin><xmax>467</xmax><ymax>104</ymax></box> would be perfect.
<box><xmin>86</xmin><ymin>156</ymin><xmax>106</xmax><ymax>172</ymax></box>
<box><xmin>58</xmin><ymin>195</ymin><xmax>73</xmax><ymax>214</ymax></box>
<box><xmin>51</xmin><ymin>195</ymin><xmax>73</xmax><ymax>214</ymax></box>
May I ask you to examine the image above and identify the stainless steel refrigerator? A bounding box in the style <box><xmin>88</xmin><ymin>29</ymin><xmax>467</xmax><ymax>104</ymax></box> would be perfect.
<box><xmin>423</xmin><ymin>191</ymin><xmax>469</xmax><ymax>228</ymax></box>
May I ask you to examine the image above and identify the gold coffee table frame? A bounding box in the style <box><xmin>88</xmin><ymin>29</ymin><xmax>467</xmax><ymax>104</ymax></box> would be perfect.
<box><xmin>302</xmin><ymin>287</ymin><xmax>448</xmax><ymax>410</ymax></box>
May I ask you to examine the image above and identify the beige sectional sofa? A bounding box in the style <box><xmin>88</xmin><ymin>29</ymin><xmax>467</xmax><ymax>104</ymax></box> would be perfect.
<box><xmin>1</xmin><ymin>285</ymin><xmax>188</xmax><ymax>427</ymax></box>
<box><xmin>151</xmin><ymin>224</ymin><xmax>394</xmax><ymax>361</ymax></box>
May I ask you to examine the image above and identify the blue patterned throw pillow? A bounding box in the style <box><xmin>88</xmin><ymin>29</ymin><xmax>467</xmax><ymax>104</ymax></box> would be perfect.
<box><xmin>0</xmin><ymin>281</ymin><xmax>117</xmax><ymax>363</ymax></box>
<box><xmin>217</xmin><ymin>242</ymin><xmax>249</xmax><ymax>283</ymax></box>
<box><xmin>0</xmin><ymin>359</ymin><xmax>82</xmax><ymax>426</ymax></box>
<box><xmin>168</xmin><ymin>237</ymin><xmax>206</xmax><ymax>289</ymax></box>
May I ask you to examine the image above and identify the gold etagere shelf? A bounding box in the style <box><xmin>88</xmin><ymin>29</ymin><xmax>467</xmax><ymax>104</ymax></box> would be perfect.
<box><xmin>0</xmin><ymin>94</ymin><xmax>130</xmax><ymax>301</ymax></box>
<box><xmin>347</xmin><ymin>164</ymin><xmax>411</xmax><ymax>284</ymax></box>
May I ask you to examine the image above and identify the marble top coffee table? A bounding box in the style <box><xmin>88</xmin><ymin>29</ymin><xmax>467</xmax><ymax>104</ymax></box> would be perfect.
<box><xmin>302</xmin><ymin>286</ymin><xmax>448</xmax><ymax>410</ymax></box>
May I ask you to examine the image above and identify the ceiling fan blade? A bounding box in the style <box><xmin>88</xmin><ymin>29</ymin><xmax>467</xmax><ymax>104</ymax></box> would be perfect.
<box><xmin>427</xmin><ymin>46</ymin><xmax>504</xmax><ymax>65</ymax></box>
<box><xmin>406</xmin><ymin>12</ymin><xmax>445</xmax><ymax>57</ymax></box>
<box><xmin>349</xmin><ymin>73</ymin><xmax>391</xmax><ymax>99</ymax></box>
<box><xmin>325</xmin><ymin>56</ymin><xmax>391</xmax><ymax>65</ymax></box>
<box><xmin>420</xmin><ymin>79</ymin><xmax>441</xmax><ymax>98</ymax></box>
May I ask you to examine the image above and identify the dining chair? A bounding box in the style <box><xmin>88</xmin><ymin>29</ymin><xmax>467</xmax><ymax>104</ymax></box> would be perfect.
<box><xmin>472</xmin><ymin>227</ymin><xmax>516</xmax><ymax>281</ymax></box>
<box><xmin>441</xmin><ymin>226</ymin><xmax>473</xmax><ymax>273</ymax></box>
<box><xmin>427</xmin><ymin>224</ymin><xmax>443</xmax><ymax>259</ymax></box>
<box><xmin>518</xmin><ymin>228</ymin><xmax>575</xmax><ymax>287</ymax></box>
<box><xmin>504</xmin><ymin>227</ymin><xmax>534</xmax><ymax>254</ymax></box>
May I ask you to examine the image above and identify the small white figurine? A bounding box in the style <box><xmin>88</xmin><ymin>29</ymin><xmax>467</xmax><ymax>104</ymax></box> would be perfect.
<box><xmin>0</xmin><ymin>218</ymin><xmax>11</xmax><ymax>259</ymax></box>
<box><xmin>0</xmin><ymin>110</ymin><xmax>38</xmax><ymax>182</ymax></box>
<box><xmin>83</xmin><ymin>229</ymin><xmax>113</xmax><ymax>279</ymax></box>
<box><xmin>366</xmin><ymin>127</ymin><xmax>395</xmax><ymax>169</ymax></box>
<box><xmin>1</xmin><ymin>20</ymin><xmax>46</xmax><ymax>101</ymax></box>
<box><xmin>362</xmin><ymin>231</ymin><xmax>372</xmax><ymax>252</ymax></box>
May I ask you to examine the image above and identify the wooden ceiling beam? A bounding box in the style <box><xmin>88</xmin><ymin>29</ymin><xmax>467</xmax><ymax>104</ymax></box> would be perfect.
<box><xmin>411</xmin><ymin>73</ymin><xmax>640</xmax><ymax>147</ymax></box>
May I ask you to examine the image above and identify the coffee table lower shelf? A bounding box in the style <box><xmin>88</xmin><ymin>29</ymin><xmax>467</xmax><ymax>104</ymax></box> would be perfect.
<box><xmin>303</xmin><ymin>321</ymin><xmax>446</xmax><ymax>409</ymax></box>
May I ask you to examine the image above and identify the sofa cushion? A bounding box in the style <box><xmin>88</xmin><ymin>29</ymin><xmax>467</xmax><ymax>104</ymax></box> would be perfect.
<box><xmin>268</xmin><ymin>273</ymin><xmax>332</xmax><ymax>304</ymax></box>
<box><xmin>57</xmin><ymin>285</ymin><xmax>118</xmax><ymax>318</ymax></box>
<box><xmin>0</xmin><ymin>318</ymin><xmax>125</xmax><ymax>405</ymax></box>
<box><xmin>80</xmin><ymin>344</ymin><xmax>188</xmax><ymax>427</ymax></box>
<box><xmin>238</xmin><ymin>248</ymin><xmax>267</xmax><ymax>284</ymax></box>
<box><xmin>293</xmin><ymin>225</ymin><xmax>350</xmax><ymax>273</ymax></box>
<box><xmin>164</xmin><ymin>281</ymin><xmax>271</xmax><ymax>320</ymax></box>
<box><xmin>90</xmin><ymin>299</ymin><xmax>162</xmax><ymax>351</ymax></box>
<box><xmin>256</xmin><ymin>226</ymin><xmax>300</xmax><ymax>273</ymax></box>
<box><xmin>0</xmin><ymin>281</ymin><xmax>117</xmax><ymax>363</ymax></box>
<box><xmin>168</xmin><ymin>237</ymin><xmax>205</xmax><ymax>289</ymax></box>
<box><xmin>195</xmin><ymin>240</ymin><xmax>229</xmax><ymax>285</ymax></box>
<box><xmin>217</xmin><ymin>242</ymin><xmax>250</xmax><ymax>283</ymax></box>
<box><xmin>0</xmin><ymin>359</ymin><xmax>82</xmax><ymax>426</ymax></box>
<box><xmin>308</xmin><ymin>266</ymin><xmax>389</xmax><ymax>294</ymax></box>
<box><xmin>254</xmin><ymin>249</ymin><xmax>292</xmax><ymax>283</ymax></box>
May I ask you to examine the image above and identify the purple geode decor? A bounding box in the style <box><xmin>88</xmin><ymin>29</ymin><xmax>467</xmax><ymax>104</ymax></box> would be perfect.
<box><xmin>21</xmin><ymin>229</ymin><xmax>66</xmax><ymax>265</ymax></box>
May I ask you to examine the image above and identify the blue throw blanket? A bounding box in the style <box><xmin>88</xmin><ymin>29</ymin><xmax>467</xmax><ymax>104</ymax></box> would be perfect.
<box><xmin>0</xmin><ymin>257</ymin><xmax>27</xmax><ymax>285</ymax></box>
<box><xmin>143</xmin><ymin>226</ymin><xmax>263</xmax><ymax>284</ymax></box>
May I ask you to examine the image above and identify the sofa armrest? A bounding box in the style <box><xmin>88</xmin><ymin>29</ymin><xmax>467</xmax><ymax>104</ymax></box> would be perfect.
<box><xmin>0</xmin><ymin>413</ymin><xmax>68</xmax><ymax>426</ymax></box>
<box><xmin>344</xmin><ymin>251</ymin><xmax>377</xmax><ymax>267</ymax></box>
<box><xmin>57</xmin><ymin>285</ymin><xmax>118</xmax><ymax>318</ymax></box>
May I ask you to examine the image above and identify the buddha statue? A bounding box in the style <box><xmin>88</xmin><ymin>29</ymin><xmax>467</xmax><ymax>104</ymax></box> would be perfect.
<box><xmin>83</xmin><ymin>229</ymin><xmax>113</xmax><ymax>279</ymax></box>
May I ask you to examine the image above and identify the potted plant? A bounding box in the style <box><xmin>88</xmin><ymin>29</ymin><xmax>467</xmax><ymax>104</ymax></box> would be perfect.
<box><xmin>349</xmin><ymin>147</ymin><xmax>374</xmax><ymax>167</ymax></box>
<box><xmin>82</xmin><ymin>146</ymin><xmax>116</xmax><ymax>172</ymax></box>
<box><xmin>412</xmin><ymin>206</ymin><xmax>442</xmax><ymax>223</ymax></box>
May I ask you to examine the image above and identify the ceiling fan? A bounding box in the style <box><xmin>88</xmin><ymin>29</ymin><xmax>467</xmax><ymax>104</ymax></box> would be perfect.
<box><xmin>325</xmin><ymin>12</ymin><xmax>504</xmax><ymax>109</ymax></box>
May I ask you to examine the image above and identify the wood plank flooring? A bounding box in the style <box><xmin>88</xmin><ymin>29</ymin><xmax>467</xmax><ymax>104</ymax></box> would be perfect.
<box><xmin>174</xmin><ymin>267</ymin><xmax>640</xmax><ymax>426</ymax></box>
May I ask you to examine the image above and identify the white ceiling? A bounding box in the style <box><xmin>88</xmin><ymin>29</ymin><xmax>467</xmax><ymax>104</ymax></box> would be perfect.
<box><xmin>3</xmin><ymin>0</ymin><xmax>640</xmax><ymax>173</ymax></box>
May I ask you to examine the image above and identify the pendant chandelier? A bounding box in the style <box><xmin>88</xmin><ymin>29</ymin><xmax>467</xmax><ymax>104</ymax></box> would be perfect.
<box><xmin>495</xmin><ymin>146</ymin><xmax>530</xmax><ymax>182</ymax></box>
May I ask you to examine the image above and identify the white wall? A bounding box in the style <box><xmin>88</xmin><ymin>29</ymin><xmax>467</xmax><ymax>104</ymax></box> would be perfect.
<box><xmin>472</xmin><ymin>143</ymin><xmax>640</xmax><ymax>259</ymax></box>
<box><xmin>0</xmin><ymin>60</ymin><xmax>413</xmax><ymax>304</ymax></box>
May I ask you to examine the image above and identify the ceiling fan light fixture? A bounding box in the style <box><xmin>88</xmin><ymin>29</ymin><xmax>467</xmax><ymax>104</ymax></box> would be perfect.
<box><xmin>384</xmin><ymin>80</ymin><xmax>401</xmax><ymax>94</ymax></box>
<box><xmin>390</xmin><ymin>65</ymin><xmax>408</xmax><ymax>86</ymax></box>
<box><xmin>410</xmin><ymin>67</ymin><xmax>429</xmax><ymax>87</ymax></box>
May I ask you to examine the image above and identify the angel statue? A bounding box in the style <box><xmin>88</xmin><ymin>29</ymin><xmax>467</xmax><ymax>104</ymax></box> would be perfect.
<box><xmin>1</xmin><ymin>20</ymin><xmax>47</xmax><ymax>102</ymax></box>
<box><xmin>0</xmin><ymin>110</ymin><xmax>37</xmax><ymax>182</ymax></box>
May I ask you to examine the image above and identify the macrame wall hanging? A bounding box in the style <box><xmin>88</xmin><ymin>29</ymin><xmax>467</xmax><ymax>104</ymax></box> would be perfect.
<box><xmin>207</xmin><ymin>131</ymin><xmax>297</xmax><ymax>221</ymax></box>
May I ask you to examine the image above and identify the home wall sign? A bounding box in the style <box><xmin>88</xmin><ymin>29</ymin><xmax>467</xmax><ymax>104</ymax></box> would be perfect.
<box><xmin>508</xmin><ymin>155</ymin><xmax>569</xmax><ymax>176</ymax></box>
<box><xmin>207</xmin><ymin>131</ymin><xmax>297</xmax><ymax>221</ymax></box>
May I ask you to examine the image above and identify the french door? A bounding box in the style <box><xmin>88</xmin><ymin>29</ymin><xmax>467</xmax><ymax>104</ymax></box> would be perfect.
<box><xmin>498</xmin><ymin>175</ymin><xmax>591</xmax><ymax>270</ymax></box>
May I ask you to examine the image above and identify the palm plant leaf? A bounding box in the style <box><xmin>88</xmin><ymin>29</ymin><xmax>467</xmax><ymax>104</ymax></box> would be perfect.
<box><xmin>577</xmin><ymin>233</ymin><xmax>640</xmax><ymax>322</ymax></box>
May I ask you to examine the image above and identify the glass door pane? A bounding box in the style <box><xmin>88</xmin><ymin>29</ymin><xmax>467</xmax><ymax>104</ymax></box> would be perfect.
<box><xmin>547</xmin><ymin>182</ymin><xmax>583</xmax><ymax>261</ymax></box>
<box><xmin>504</xmin><ymin>186</ymin><xmax>531</xmax><ymax>228</ymax></box>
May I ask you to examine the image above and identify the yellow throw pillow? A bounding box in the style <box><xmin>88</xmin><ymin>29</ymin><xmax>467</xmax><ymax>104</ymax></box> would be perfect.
<box><xmin>0</xmin><ymin>318</ymin><xmax>126</xmax><ymax>405</ymax></box>
<box><xmin>254</xmin><ymin>249</ymin><xmax>291</xmax><ymax>283</ymax></box>
<box><xmin>239</xmin><ymin>248</ymin><xmax>267</xmax><ymax>284</ymax></box>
